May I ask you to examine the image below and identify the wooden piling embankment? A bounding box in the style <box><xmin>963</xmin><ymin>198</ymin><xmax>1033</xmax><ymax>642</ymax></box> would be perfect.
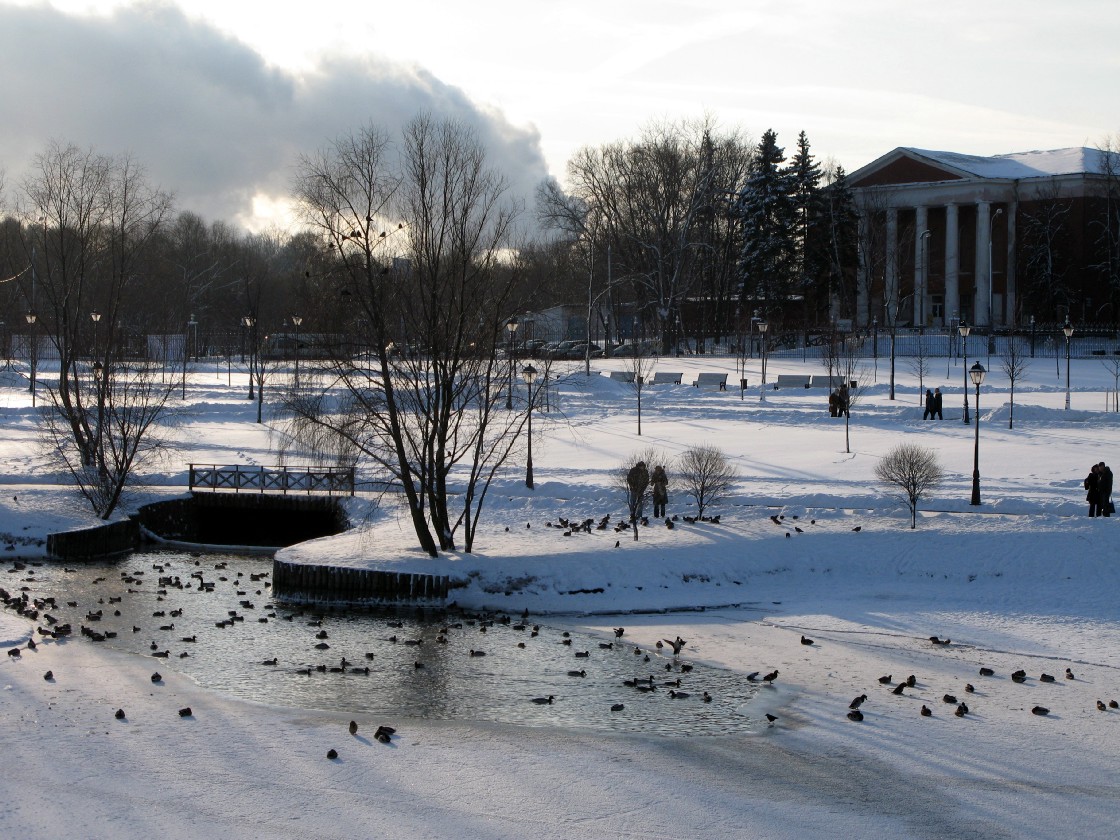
<box><xmin>271</xmin><ymin>559</ymin><xmax>450</xmax><ymax>605</ymax></box>
<box><xmin>47</xmin><ymin>519</ymin><xmax>140</xmax><ymax>560</ymax></box>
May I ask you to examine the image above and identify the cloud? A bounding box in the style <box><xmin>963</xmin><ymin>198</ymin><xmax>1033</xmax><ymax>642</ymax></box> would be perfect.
<box><xmin>0</xmin><ymin>3</ymin><xmax>549</xmax><ymax>227</ymax></box>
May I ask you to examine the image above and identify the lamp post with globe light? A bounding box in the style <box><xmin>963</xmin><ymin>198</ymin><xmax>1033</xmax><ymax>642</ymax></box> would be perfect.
<box><xmin>1063</xmin><ymin>319</ymin><xmax>1073</xmax><ymax>409</ymax></box>
<box><xmin>522</xmin><ymin>363</ymin><xmax>536</xmax><ymax>489</ymax></box>
<box><xmin>506</xmin><ymin>317</ymin><xmax>519</xmax><ymax>409</ymax></box>
<box><xmin>959</xmin><ymin>321</ymin><xmax>971</xmax><ymax>423</ymax></box>
<box><xmin>758</xmin><ymin>321</ymin><xmax>769</xmax><ymax>402</ymax></box>
<box><xmin>970</xmin><ymin>361</ymin><xmax>986</xmax><ymax>505</ymax></box>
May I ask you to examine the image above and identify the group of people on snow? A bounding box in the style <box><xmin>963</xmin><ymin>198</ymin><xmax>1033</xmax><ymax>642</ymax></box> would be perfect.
<box><xmin>922</xmin><ymin>388</ymin><xmax>944</xmax><ymax>420</ymax></box>
<box><xmin>1085</xmin><ymin>462</ymin><xmax>1115</xmax><ymax>517</ymax></box>
<box><xmin>626</xmin><ymin>462</ymin><xmax>670</xmax><ymax>520</ymax></box>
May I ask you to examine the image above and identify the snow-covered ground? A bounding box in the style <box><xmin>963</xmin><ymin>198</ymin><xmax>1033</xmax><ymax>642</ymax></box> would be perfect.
<box><xmin>2</xmin><ymin>351</ymin><xmax>1120</xmax><ymax>839</ymax></box>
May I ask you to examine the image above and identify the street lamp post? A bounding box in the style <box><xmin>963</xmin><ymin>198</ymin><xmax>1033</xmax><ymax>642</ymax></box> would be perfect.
<box><xmin>522</xmin><ymin>363</ymin><xmax>537</xmax><ymax>489</ymax></box>
<box><xmin>242</xmin><ymin>315</ymin><xmax>256</xmax><ymax>399</ymax></box>
<box><xmin>1030</xmin><ymin>315</ymin><xmax>1036</xmax><ymax>358</ymax></box>
<box><xmin>183</xmin><ymin>313</ymin><xmax>197</xmax><ymax>399</ymax></box>
<box><xmin>758</xmin><ymin>321</ymin><xmax>769</xmax><ymax>403</ymax></box>
<box><xmin>959</xmin><ymin>321</ymin><xmax>971</xmax><ymax>423</ymax></box>
<box><xmin>506</xmin><ymin>317</ymin><xmax>519</xmax><ymax>409</ymax></box>
<box><xmin>291</xmin><ymin>315</ymin><xmax>303</xmax><ymax>388</ymax></box>
<box><xmin>90</xmin><ymin>310</ymin><xmax>101</xmax><ymax>361</ymax></box>
<box><xmin>1063</xmin><ymin>319</ymin><xmax>1074</xmax><ymax>410</ymax></box>
<box><xmin>25</xmin><ymin>311</ymin><xmax>37</xmax><ymax>406</ymax></box>
<box><xmin>872</xmin><ymin>317</ymin><xmax>879</xmax><ymax>382</ymax></box>
<box><xmin>970</xmin><ymin>361</ymin><xmax>986</xmax><ymax>506</ymax></box>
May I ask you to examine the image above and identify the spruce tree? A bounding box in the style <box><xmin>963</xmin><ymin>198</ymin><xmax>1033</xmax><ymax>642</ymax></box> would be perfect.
<box><xmin>820</xmin><ymin>165</ymin><xmax>860</xmax><ymax>322</ymax></box>
<box><xmin>733</xmin><ymin>129</ymin><xmax>796</xmax><ymax>317</ymax></box>
<box><xmin>788</xmin><ymin>131</ymin><xmax>826</xmax><ymax>300</ymax></box>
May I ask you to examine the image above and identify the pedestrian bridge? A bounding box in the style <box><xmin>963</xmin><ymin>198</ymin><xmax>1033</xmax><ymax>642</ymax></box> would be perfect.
<box><xmin>188</xmin><ymin>464</ymin><xmax>355</xmax><ymax>496</ymax></box>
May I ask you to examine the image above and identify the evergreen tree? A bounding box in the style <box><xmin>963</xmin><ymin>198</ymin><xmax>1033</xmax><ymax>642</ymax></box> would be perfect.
<box><xmin>733</xmin><ymin>129</ymin><xmax>796</xmax><ymax>317</ymax></box>
<box><xmin>819</xmin><ymin>165</ymin><xmax>860</xmax><ymax>322</ymax></box>
<box><xmin>788</xmin><ymin>131</ymin><xmax>826</xmax><ymax>304</ymax></box>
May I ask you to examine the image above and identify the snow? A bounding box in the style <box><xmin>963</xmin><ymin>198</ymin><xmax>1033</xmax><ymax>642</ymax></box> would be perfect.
<box><xmin>3</xmin><ymin>351</ymin><xmax>1120</xmax><ymax>839</ymax></box>
<box><xmin>905</xmin><ymin>146</ymin><xmax>1117</xmax><ymax>180</ymax></box>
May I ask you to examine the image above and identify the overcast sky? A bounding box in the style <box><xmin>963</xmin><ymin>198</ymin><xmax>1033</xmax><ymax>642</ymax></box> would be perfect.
<box><xmin>1</xmin><ymin>0</ymin><xmax>1117</xmax><ymax>230</ymax></box>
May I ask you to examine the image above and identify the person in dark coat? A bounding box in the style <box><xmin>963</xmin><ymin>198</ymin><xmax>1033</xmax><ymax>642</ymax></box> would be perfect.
<box><xmin>650</xmin><ymin>465</ymin><xmax>669</xmax><ymax>518</ymax></box>
<box><xmin>933</xmin><ymin>388</ymin><xmax>943</xmax><ymax>420</ymax></box>
<box><xmin>1085</xmin><ymin>464</ymin><xmax>1100</xmax><ymax>517</ymax></box>
<box><xmin>828</xmin><ymin>390</ymin><xmax>839</xmax><ymax>417</ymax></box>
<box><xmin>837</xmin><ymin>384</ymin><xmax>850</xmax><ymax>418</ymax></box>
<box><xmin>626</xmin><ymin>461</ymin><xmax>650</xmax><ymax>521</ymax></box>
<box><xmin>1097</xmin><ymin>462</ymin><xmax>1114</xmax><ymax>517</ymax></box>
<box><xmin>923</xmin><ymin>389</ymin><xmax>934</xmax><ymax>420</ymax></box>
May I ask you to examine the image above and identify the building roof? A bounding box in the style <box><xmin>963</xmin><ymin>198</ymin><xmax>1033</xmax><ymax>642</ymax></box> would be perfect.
<box><xmin>902</xmin><ymin>147</ymin><xmax>1118</xmax><ymax>180</ymax></box>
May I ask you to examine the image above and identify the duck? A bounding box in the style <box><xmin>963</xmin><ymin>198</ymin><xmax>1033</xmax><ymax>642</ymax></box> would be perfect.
<box><xmin>892</xmin><ymin>683</ymin><xmax>906</xmax><ymax>695</ymax></box>
<box><xmin>762</xmin><ymin>670</ymin><xmax>779</xmax><ymax>684</ymax></box>
<box><xmin>847</xmin><ymin>709</ymin><xmax>864</xmax><ymax>721</ymax></box>
<box><xmin>349</xmin><ymin>720</ymin><xmax>358</xmax><ymax>735</ymax></box>
<box><xmin>531</xmin><ymin>695</ymin><xmax>554</xmax><ymax>705</ymax></box>
<box><xmin>1065</xmin><ymin>668</ymin><xmax>1075</xmax><ymax>680</ymax></box>
<box><xmin>800</xmin><ymin>635</ymin><xmax>814</xmax><ymax>646</ymax></box>
<box><xmin>611</xmin><ymin>703</ymin><xmax>625</xmax><ymax>712</ymax></box>
<box><xmin>1031</xmin><ymin>705</ymin><xmax>1049</xmax><ymax>716</ymax></box>
<box><xmin>567</xmin><ymin>669</ymin><xmax>586</xmax><ymax>678</ymax></box>
<box><xmin>669</xmin><ymin>690</ymin><xmax>690</xmax><ymax>699</ymax></box>
<box><xmin>849</xmin><ymin>694</ymin><xmax>867</xmax><ymax>709</ymax></box>
<box><xmin>979</xmin><ymin>667</ymin><xmax>995</xmax><ymax>677</ymax></box>
<box><xmin>1040</xmin><ymin>673</ymin><xmax>1055</xmax><ymax>683</ymax></box>
<box><xmin>920</xmin><ymin>705</ymin><xmax>932</xmax><ymax>717</ymax></box>
<box><xmin>878</xmin><ymin>674</ymin><xmax>892</xmax><ymax>684</ymax></box>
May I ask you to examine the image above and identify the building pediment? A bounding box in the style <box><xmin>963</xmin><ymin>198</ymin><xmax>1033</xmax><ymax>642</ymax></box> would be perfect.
<box><xmin>849</xmin><ymin>148</ymin><xmax>967</xmax><ymax>188</ymax></box>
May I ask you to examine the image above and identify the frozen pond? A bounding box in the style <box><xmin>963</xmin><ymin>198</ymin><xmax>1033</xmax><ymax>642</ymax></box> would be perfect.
<box><xmin>8</xmin><ymin>551</ymin><xmax>763</xmax><ymax>735</ymax></box>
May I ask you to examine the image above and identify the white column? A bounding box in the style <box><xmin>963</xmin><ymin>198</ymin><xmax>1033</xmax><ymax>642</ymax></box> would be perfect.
<box><xmin>885</xmin><ymin>208</ymin><xmax>898</xmax><ymax>325</ymax></box>
<box><xmin>975</xmin><ymin>201</ymin><xmax>992</xmax><ymax>327</ymax></box>
<box><xmin>1005</xmin><ymin>203</ymin><xmax>1017</xmax><ymax>325</ymax></box>
<box><xmin>945</xmin><ymin>204</ymin><xmax>960</xmax><ymax>324</ymax></box>
<box><xmin>914</xmin><ymin>206</ymin><xmax>928</xmax><ymax>326</ymax></box>
<box><xmin>857</xmin><ymin>212</ymin><xmax>870</xmax><ymax>327</ymax></box>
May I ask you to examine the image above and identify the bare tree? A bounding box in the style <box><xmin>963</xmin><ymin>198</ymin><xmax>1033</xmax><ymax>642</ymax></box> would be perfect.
<box><xmin>622</xmin><ymin>343</ymin><xmax>658</xmax><ymax>435</ymax></box>
<box><xmin>907</xmin><ymin>332</ymin><xmax>932</xmax><ymax>405</ymax></box>
<box><xmin>1104</xmin><ymin>356</ymin><xmax>1120</xmax><ymax>412</ymax></box>
<box><xmin>677</xmin><ymin>445</ymin><xmax>736</xmax><ymax>519</ymax></box>
<box><xmin>43</xmin><ymin>358</ymin><xmax>176</xmax><ymax>519</ymax></box>
<box><xmin>875</xmin><ymin>443</ymin><xmax>943</xmax><ymax>529</ymax></box>
<box><xmin>1000</xmin><ymin>337</ymin><xmax>1031</xmax><ymax>428</ymax></box>
<box><xmin>18</xmin><ymin>142</ymin><xmax>175</xmax><ymax>518</ymax></box>
<box><xmin>615</xmin><ymin>447</ymin><xmax>668</xmax><ymax>540</ymax></box>
<box><xmin>288</xmin><ymin>117</ymin><xmax>526</xmax><ymax>556</ymax></box>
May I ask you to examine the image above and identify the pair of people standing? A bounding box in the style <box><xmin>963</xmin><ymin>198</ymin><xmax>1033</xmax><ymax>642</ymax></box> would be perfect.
<box><xmin>923</xmin><ymin>388</ymin><xmax>943</xmax><ymax>420</ymax></box>
<box><xmin>1085</xmin><ymin>462</ymin><xmax>1114</xmax><ymax>517</ymax></box>
<box><xmin>626</xmin><ymin>461</ymin><xmax>670</xmax><ymax>520</ymax></box>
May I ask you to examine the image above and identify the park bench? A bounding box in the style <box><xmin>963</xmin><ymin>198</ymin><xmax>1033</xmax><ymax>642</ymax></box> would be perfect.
<box><xmin>652</xmin><ymin>371</ymin><xmax>683</xmax><ymax>385</ymax></box>
<box><xmin>607</xmin><ymin>371</ymin><xmax>635</xmax><ymax>383</ymax></box>
<box><xmin>809</xmin><ymin>375</ymin><xmax>845</xmax><ymax>389</ymax></box>
<box><xmin>775</xmin><ymin>374</ymin><xmax>812</xmax><ymax>389</ymax></box>
<box><xmin>693</xmin><ymin>372</ymin><xmax>728</xmax><ymax>390</ymax></box>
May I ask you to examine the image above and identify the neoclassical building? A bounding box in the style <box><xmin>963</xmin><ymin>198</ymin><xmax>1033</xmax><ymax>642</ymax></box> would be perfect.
<box><xmin>847</xmin><ymin>146</ymin><xmax>1119</xmax><ymax>329</ymax></box>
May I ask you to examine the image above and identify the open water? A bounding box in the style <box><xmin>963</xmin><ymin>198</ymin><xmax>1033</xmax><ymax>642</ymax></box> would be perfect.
<box><xmin>7</xmin><ymin>550</ymin><xmax>763</xmax><ymax>736</ymax></box>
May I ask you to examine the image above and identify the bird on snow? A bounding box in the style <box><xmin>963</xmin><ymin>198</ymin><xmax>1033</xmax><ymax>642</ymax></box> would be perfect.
<box><xmin>878</xmin><ymin>675</ymin><xmax>893</xmax><ymax>685</ymax></box>
<box><xmin>906</xmin><ymin>675</ymin><xmax>917</xmax><ymax>687</ymax></box>
<box><xmin>964</xmin><ymin>683</ymin><xmax>975</xmax><ymax>694</ymax></box>
<box><xmin>762</xmin><ymin>670</ymin><xmax>779</xmax><ymax>684</ymax></box>
<box><xmin>847</xmin><ymin>709</ymin><xmax>864</xmax><ymax>721</ymax></box>
<box><xmin>1011</xmin><ymin>670</ymin><xmax>1027</xmax><ymax>683</ymax></box>
<box><xmin>1111</xmin><ymin>700</ymin><xmax>1119</xmax><ymax>709</ymax></box>
<box><xmin>849</xmin><ymin>694</ymin><xmax>867</xmax><ymax>709</ymax></box>
<box><xmin>43</xmin><ymin>670</ymin><xmax>53</xmax><ymax>681</ymax></box>
<box><xmin>663</xmin><ymin>636</ymin><xmax>687</xmax><ymax>656</ymax></box>
<box><xmin>1065</xmin><ymin>668</ymin><xmax>1075</xmax><ymax>680</ymax></box>
<box><xmin>979</xmin><ymin>667</ymin><xmax>995</xmax><ymax>677</ymax></box>
<box><xmin>115</xmin><ymin>708</ymin><xmax>126</xmax><ymax>720</ymax></box>
<box><xmin>955</xmin><ymin>703</ymin><xmax>968</xmax><ymax>717</ymax></box>
<box><xmin>1031</xmin><ymin>706</ymin><xmax>1049</xmax><ymax>716</ymax></box>
<box><xmin>800</xmin><ymin>635</ymin><xmax>814</xmax><ymax>646</ymax></box>
<box><xmin>892</xmin><ymin>683</ymin><xmax>906</xmax><ymax>695</ymax></box>
<box><xmin>1097</xmin><ymin>700</ymin><xmax>1108</xmax><ymax>712</ymax></box>
<box><xmin>1040</xmin><ymin>673</ymin><xmax>1055</xmax><ymax>683</ymax></box>
<box><xmin>920</xmin><ymin>705</ymin><xmax>932</xmax><ymax>717</ymax></box>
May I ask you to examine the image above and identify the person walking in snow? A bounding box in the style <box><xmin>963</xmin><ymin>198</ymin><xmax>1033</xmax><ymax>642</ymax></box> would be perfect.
<box><xmin>1097</xmin><ymin>461</ymin><xmax>1114</xmax><ymax>517</ymax></box>
<box><xmin>651</xmin><ymin>465</ymin><xmax>669</xmax><ymax>519</ymax></box>
<box><xmin>933</xmin><ymin>388</ymin><xmax>943</xmax><ymax>420</ymax></box>
<box><xmin>923</xmin><ymin>389</ymin><xmax>935</xmax><ymax>420</ymax></box>
<box><xmin>1085</xmin><ymin>463</ymin><xmax>1101</xmax><ymax>517</ymax></box>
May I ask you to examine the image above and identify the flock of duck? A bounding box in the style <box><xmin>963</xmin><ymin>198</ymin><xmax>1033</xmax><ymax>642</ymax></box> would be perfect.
<box><xmin>1</xmin><ymin>556</ymin><xmax>773</xmax><ymax>754</ymax></box>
